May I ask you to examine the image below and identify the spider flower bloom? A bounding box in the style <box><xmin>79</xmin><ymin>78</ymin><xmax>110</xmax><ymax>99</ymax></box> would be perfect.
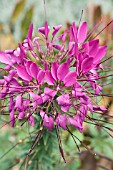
<box><xmin>0</xmin><ymin>21</ymin><xmax>108</xmax><ymax>134</ymax></box>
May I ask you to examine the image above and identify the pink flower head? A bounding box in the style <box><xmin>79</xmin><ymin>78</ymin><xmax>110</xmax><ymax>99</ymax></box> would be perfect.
<box><xmin>0</xmin><ymin>21</ymin><xmax>108</xmax><ymax>136</ymax></box>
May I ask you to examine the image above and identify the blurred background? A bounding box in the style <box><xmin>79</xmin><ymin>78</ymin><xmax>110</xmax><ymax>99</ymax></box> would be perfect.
<box><xmin>0</xmin><ymin>0</ymin><xmax>113</xmax><ymax>43</ymax></box>
<box><xmin>0</xmin><ymin>0</ymin><xmax>113</xmax><ymax>170</ymax></box>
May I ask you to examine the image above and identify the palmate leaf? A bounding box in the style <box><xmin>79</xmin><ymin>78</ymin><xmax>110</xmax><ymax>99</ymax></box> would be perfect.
<box><xmin>18</xmin><ymin>128</ymin><xmax>59</xmax><ymax>170</ymax></box>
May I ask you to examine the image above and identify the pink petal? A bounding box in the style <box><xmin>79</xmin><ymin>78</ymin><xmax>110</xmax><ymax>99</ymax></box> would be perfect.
<box><xmin>29</xmin><ymin>92</ymin><xmax>39</xmax><ymax>100</ymax></box>
<box><xmin>30</xmin><ymin>92</ymin><xmax>43</xmax><ymax>105</ymax></box>
<box><xmin>57</xmin><ymin>62</ymin><xmax>69</xmax><ymax>81</ymax></box>
<box><xmin>77</xmin><ymin>22</ymin><xmax>88</xmax><ymax>43</ymax></box>
<box><xmin>15</xmin><ymin>95</ymin><xmax>22</xmax><ymax>109</ymax></box>
<box><xmin>4</xmin><ymin>65</ymin><xmax>11</xmax><ymax>70</ymax></box>
<box><xmin>10</xmin><ymin>110</ymin><xmax>15</xmax><ymax>127</ymax></box>
<box><xmin>41</xmin><ymin>93</ymin><xmax>50</xmax><ymax>103</ymax></box>
<box><xmin>52</xmin><ymin>25</ymin><xmax>62</xmax><ymax>37</ymax></box>
<box><xmin>61</xmin><ymin>106</ymin><xmax>70</xmax><ymax>112</ymax></box>
<box><xmin>51</xmin><ymin>62</ymin><xmax>58</xmax><ymax>81</ymax></box>
<box><xmin>29</xmin><ymin>115</ymin><xmax>35</xmax><ymax>126</ymax></box>
<box><xmin>27</xmin><ymin>37</ymin><xmax>34</xmax><ymax>50</ymax></box>
<box><xmin>68</xmin><ymin>42</ymin><xmax>75</xmax><ymax>51</ymax></box>
<box><xmin>56</xmin><ymin>114</ymin><xmax>67</xmax><ymax>130</ymax></box>
<box><xmin>56</xmin><ymin>94</ymin><xmax>71</xmax><ymax>106</ymax></box>
<box><xmin>62</xmin><ymin>30</ymin><xmax>67</xmax><ymax>43</ymax></box>
<box><xmin>9</xmin><ymin>97</ymin><xmax>14</xmax><ymax>112</ymax></box>
<box><xmin>94</xmin><ymin>46</ymin><xmax>107</xmax><ymax>64</ymax></box>
<box><xmin>30</xmin><ymin>62</ymin><xmax>39</xmax><ymax>79</ymax></box>
<box><xmin>23</xmin><ymin>100</ymin><xmax>30</xmax><ymax>109</ymax></box>
<box><xmin>18</xmin><ymin>43</ymin><xmax>25</xmax><ymax>64</ymax></box>
<box><xmin>37</xmin><ymin>70</ymin><xmax>45</xmax><ymax>84</ymax></box>
<box><xmin>93</xmin><ymin>106</ymin><xmax>107</xmax><ymax>112</ymax></box>
<box><xmin>95</xmin><ymin>85</ymin><xmax>102</xmax><ymax>94</ymax></box>
<box><xmin>0</xmin><ymin>52</ymin><xmax>12</xmax><ymax>65</ymax></box>
<box><xmin>18</xmin><ymin>111</ymin><xmax>25</xmax><ymax>119</ymax></box>
<box><xmin>73</xmin><ymin>87</ymin><xmax>83</xmax><ymax>97</ymax></box>
<box><xmin>46</xmin><ymin>116</ymin><xmax>54</xmax><ymax>131</ymax></box>
<box><xmin>45</xmin><ymin>21</ymin><xmax>50</xmax><ymax>38</ymax></box>
<box><xmin>40</xmin><ymin>110</ymin><xmax>46</xmax><ymax>119</ymax></box>
<box><xmin>68</xmin><ymin>42</ymin><xmax>75</xmax><ymax>55</ymax></box>
<box><xmin>68</xmin><ymin>115</ymin><xmax>83</xmax><ymax>132</ymax></box>
<box><xmin>38</xmin><ymin>27</ymin><xmax>45</xmax><ymax>35</ymax></box>
<box><xmin>38</xmin><ymin>22</ymin><xmax>50</xmax><ymax>38</ymax></box>
<box><xmin>53</xmin><ymin>44</ymin><xmax>63</xmax><ymax>51</ymax></box>
<box><xmin>81</xmin><ymin>57</ymin><xmax>94</xmax><ymax>73</ymax></box>
<box><xmin>64</xmin><ymin>71</ymin><xmax>76</xmax><ymax>86</ymax></box>
<box><xmin>26</xmin><ymin>61</ymin><xmax>33</xmax><ymax>75</ymax></box>
<box><xmin>0</xmin><ymin>79</ymin><xmax>5</xmax><ymax>85</ymax></box>
<box><xmin>44</xmin><ymin>87</ymin><xmax>57</xmax><ymax>98</ymax></box>
<box><xmin>0</xmin><ymin>87</ymin><xmax>9</xmax><ymax>98</ymax></box>
<box><xmin>45</xmin><ymin>70</ymin><xmax>55</xmax><ymax>85</ymax></box>
<box><xmin>89</xmin><ymin>39</ymin><xmax>99</xmax><ymax>56</ymax></box>
<box><xmin>17</xmin><ymin>65</ymin><xmax>32</xmax><ymax>81</ymax></box>
<box><xmin>28</xmin><ymin>22</ymin><xmax>33</xmax><ymax>39</ymax></box>
<box><xmin>40</xmin><ymin>110</ymin><xmax>54</xmax><ymax>131</ymax></box>
<box><xmin>72</xmin><ymin>22</ymin><xmax>77</xmax><ymax>42</ymax></box>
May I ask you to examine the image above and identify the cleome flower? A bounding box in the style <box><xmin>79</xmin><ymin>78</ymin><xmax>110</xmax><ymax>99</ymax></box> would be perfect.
<box><xmin>0</xmin><ymin>21</ymin><xmax>107</xmax><ymax>135</ymax></box>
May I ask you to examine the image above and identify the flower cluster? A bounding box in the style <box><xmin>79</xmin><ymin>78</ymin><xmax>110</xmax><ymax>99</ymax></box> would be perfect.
<box><xmin>0</xmin><ymin>21</ymin><xmax>107</xmax><ymax>133</ymax></box>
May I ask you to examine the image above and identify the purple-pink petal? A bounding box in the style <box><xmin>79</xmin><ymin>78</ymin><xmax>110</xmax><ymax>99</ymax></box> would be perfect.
<box><xmin>15</xmin><ymin>95</ymin><xmax>22</xmax><ymax>109</ymax></box>
<box><xmin>18</xmin><ymin>43</ymin><xmax>25</xmax><ymax>64</ymax></box>
<box><xmin>72</xmin><ymin>22</ymin><xmax>77</xmax><ymax>42</ymax></box>
<box><xmin>89</xmin><ymin>39</ymin><xmax>99</xmax><ymax>56</ymax></box>
<box><xmin>67</xmin><ymin>115</ymin><xmax>83</xmax><ymax>132</ymax></box>
<box><xmin>40</xmin><ymin>110</ymin><xmax>54</xmax><ymax>131</ymax></box>
<box><xmin>56</xmin><ymin>114</ymin><xmax>67</xmax><ymax>130</ymax></box>
<box><xmin>28</xmin><ymin>22</ymin><xmax>33</xmax><ymax>39</ymax></box>
<box><xmin>29</xmin><ymin>115</ymin><xmax>35</xmax><ymax>126</ymax></box>
<box><xmin>30</xmin><ymin>62</ymin><xmax>39</xmax><ymax>79</ymax></box>
<box><xmin>61</xmin><ymin>105</ymin><xmax>70</xmax><ymax>112</ymax></box>
<box><xmin>30</xmin><ymin>92</ymin><xmax>43</xmax><ymax>105</ymax></box>
<box><xmin>0</xmin><ymin>87</ymin><xmax>9</xmax><ymax>98</ymax></box>
<box><xmin>38</xmin><ymin>22</ymin><xmax>50</xmax><ymax>38</ymax></box>
<box><xmin>81</xmin><ymin>57</ymin><xmax>94</xmax><ymax>73</ymax></box>
<box><xmin>64</xmin><ymin>71</ymin><xmax>76</xmax><ymax>86</ymax></box>
<box><xmin>44</xmin><ymin>87</ymin><xmax>57</xmax><ymax>98</ymax></box>
<box><xmin>45</xmin><ymin>70</ymin><xmax>55</xmax><ymax>85</ymax></box>
<box><xmin>10</xmin><ymin>110</ymin><xmax>15</xmax><ymax>127</ymax></box>
<box><xmin>56</xmin><ymin>94</ymin><xmax>71</xmax><ymax>106</ymax></box>
<box><xmin>53</xmin><ymin>44</ymin><xmax>63</xmax><ymax>51</ymax></box>
<box><xmin>17</xmin><ymin>65</ymin><xmax>32</xmax><ymax>81</ymax></box>
<box><xmin>45</xmin><ymin>21</ymin><xmax>50</xmax><ymax>38</ymax></box>
<box><xmin>52</xmin><ymin>25</ymin><xmax>62</xmax><ymax>37</ymax></box>
<box><xmin>18</xmin><ymin>111</ymin><xmax>25</xmax><ymax>119</ymax></box>
<box><xmin>26</xmin><ymin>61</ymin><xmax>33</xmax><ymax>75</ymax></box>
<box><xmin>77</xmin><ymin>22</ymin><xmax>88</xmax><ymax>43</ymax></box>
<box><xmin>94</xmin><ymin>46</ymin><xmax>107</xmax><ymax>64</ymax></box>
<box><xmin>93</xmin><ymin>106</ymin><xmax>107</xmax><ymax>112</ymax></box>
<box><xmin>57</xmin><ymin>62</ymin><xmax>69</xmax><ymax>81</ymax></box>
<box><xmin>38</xmin><ymin>27</ymin><xmax>45</xmax><ymax>35</ymax></box>
<box><xmin>51</xmin><ymin>62</ymin><xmax>58</xmax><ymax>81</ymax></box>
<box><xmin>0</xmin><ymin>52</ymin><xmax>13</xmax><ymax>65</ymax></box>
<box><xmin>41</xmin><ymin>93</ymin><xmax>50</xmax><ymax>103</ymax></box>
<box><xmin>37</xmin><ymin>70</ymin><xmax>45</xmax><ymax>84</ymax></box>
